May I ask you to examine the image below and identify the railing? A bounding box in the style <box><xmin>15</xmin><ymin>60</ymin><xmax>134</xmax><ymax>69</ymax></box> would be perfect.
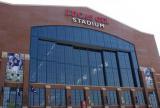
<box><xmin>29</xmin><ymin>83</ymin><xmax>148</xmax><ymax>108</ymax></box>
<box><xmin>1</xmin><ymin>82</ymin><xmax>158</xmax><ymax>108</ymax></box>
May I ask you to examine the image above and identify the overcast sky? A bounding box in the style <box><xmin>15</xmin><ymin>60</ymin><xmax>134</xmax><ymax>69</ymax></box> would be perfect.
<box><xmin>1</xmin><ymin>0</ymin><xmax>160</xmax><ymax>55</ymax></box>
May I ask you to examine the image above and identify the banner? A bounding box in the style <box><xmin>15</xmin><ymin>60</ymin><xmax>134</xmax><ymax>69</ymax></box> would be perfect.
<box><xmin>5</xmin><ymin>53</ymin><xmax>24</xmax><ymax>82</ymax></box>
<box><xmin>144</xmin><ymin>67</ymin><xmax>153</xmax><ymax>88</ymax></box>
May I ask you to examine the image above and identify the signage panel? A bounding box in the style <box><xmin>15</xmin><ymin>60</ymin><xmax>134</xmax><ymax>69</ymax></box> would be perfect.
<box><xmin>65</xmin><ymin>9</ymin><xmax>109</xmax><ymax>29</ymax></box>
<box><xmin>5</xmin><ymin>53</ymin><xmax>24</xmax><ymax>82</ymax></box>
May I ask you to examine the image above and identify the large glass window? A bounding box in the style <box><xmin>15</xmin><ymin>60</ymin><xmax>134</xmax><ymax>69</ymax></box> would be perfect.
<box><xmin>118</xmin><ymin>52</ymin><xmax>134</xmax><ymax>87</ymax></box>
<box><xmin>30</xmin><ymin>25</ymin><xmax>143</xmax><ymax>106</ymax></box>
<box><xmin>30</xmin><ymin>40</ymin><xmax>105</xmax><ymax>86</ymax></box>
<box><xmin>30</xmin><ymin>26</ymin><xmax>141</xmax><ymax>88</ymax></box>
<box><xmin>30</xmin><ymin>39</ymin><xmax>137</xmax><ymax>88</ymax></box>
<box><xmin>103</xmin><ymin>51</ymin><xmax>120</xmax><ymax>86</ymax></box>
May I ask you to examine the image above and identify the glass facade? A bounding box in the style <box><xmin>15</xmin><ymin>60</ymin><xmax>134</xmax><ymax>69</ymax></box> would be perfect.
<box><xmin>3</xmin><ymin>87</ymin><xmax>23</xmax><ymax>108</ymax></box>
<box><xmin>72</xmin><ymin>90</ymin><xmax>84</xmax><ymax>106</ymax></box>
<box><xmin>148</xmin><ymin>92</ymin><xmax>158</xmax><ymax>108</ymax></box>
<box><xmin>50</xmin><ymin>89</ymin><xmax>66</xmax><ymax>106</ymax></box>
<box><xmin>106</xmin><ymin>91</ymin><xmax>118</xmax><ymax>105</ymax></box>
<box><xmin>29</xmin><ymin>25</ymin><xmax>142</xmax><ymax>106</ymax></box>
<box><xmin>29</xmin><ymin>88</ymin><xmax>45</xmax><ymax>107</ymax></box>
<box><xmin>89</xmin><ymin>90</ymin><xmax>102</xmax><ymax>106</ymax></box>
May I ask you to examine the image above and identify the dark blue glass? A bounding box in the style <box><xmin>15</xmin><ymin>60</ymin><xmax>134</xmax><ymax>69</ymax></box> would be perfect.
<box><xmin>29</xmin><ymin>59</ymin><xmax>37</xmax><ymax>83</ymax></box>
<box><xmin>89</xmin><ymin>90</ymin><xmax>102</xmax><ymax>106</ymax></box>
<box><xmin>110</xmin><ymin>36</ymin><xmax>118</xmax><ymax>49</ymax></box>
<box><xmin>118</xmin><ymin>52</ymin><xmax>134</xmax><ymax>87</ymax></box>
<box><xmin>89</xmin><ymin>30</ymin><xmax>97</xmax><ymax>45</ymax></box>
<box><xmin>121</xmin><ymin>91</ymin><xmax>132</xmax><ymax>105</ymax></box>
<box><xmin>73</xmin><ymin>48</ymin><xmax>81</xmax><ymax>65</ymax></box>
<box><xmin>65</xmin><ymin>27</ymin><xmax>75</xmax><ymax>41</ymax></box>
<box><xmin>37</xmin><ymin>27</ymin><xmax>47</xmax><ymax>38</ymax></box>
<box><xmin>65</xmin><ymin>65</ymin><xmax>74</xmax><ymax>85</ymax></box>
<box><xmin>80</xmin><ymin>50</ymin><xmax>88</xmax><ymax>66</ymax></box>
<box><xmin>50</xmin><ymin>89</ymin><xmax>66</xmax><ymax>106</ymax></box>
<box><xmin>37</xmin><ymin>60</ymin><xmax>46</xmax><ymax>83</ymax></box>
<box><xmin>81</xmin><ymin>66</ymin><xmax>90</xmax><ymax>85</ymax></box>
<box><xmin>29</xmin><ymin>88</ymin><xmax>45</xmax><ymax>107</ymax></box>
<box><xmin>95</xmin><ymin>32</ymin><xmax>105</xmax><ymax>46</ymax></box>
<box><xmin>149</xmin><ymin>92</ymin><xmax>158</xmax><ymax>108</ymax></box>
<box><xmin>103</xmin><ymin>52</ymin><xmax>120</xmax><ymax>86</ymax></box>
<box><xmin>30</xmin><ymin>37</ymin><xmax>38</xmax><ymax>58</ymax></box>
<box><xmin>103</xmin><ymin>34</ymin><xmax>112</xmax><ymax>48</ymax></box>
<box><xmin>30</xmin><ymin>25</ymin><xmax>143</xmax><ymax>106</ymax></box>
<box><xmin>46</xmin><ymin>61</ymin><xmax>56</xmax><ymax>83</ymax></box>
<box><xmin>46</xmin><ymin>26</ymin><xmax>57</xmax><ymax>39</ymax></box>
<box><xmin>72</xmin><ymin>90</ymin><xmax>84</xmax><ymax>106</ymax></box>
<box><xmin>3</xmin><ymin>87</ymin><xmax>22</xmax><ymax>108</ymax></box>
<box><xmin>129</xmin><ymin>44</ymin><xmax>134</xmax><ymax>51</ymax></box>
<box><xmin>73</xmin><ymin>27</ymin><xmax>81</xmax><ymax>42</ymax></box>
<box><xmin>135</xmin><ymin>91</ymin><xmax>145</xmax><ymax>105</ymax></box>
<box><xmin>56</xmin><ymin>26</ymin><xmax>66</xmax><ymax>40</ymax></box>
<box><xmin>56</xmin><ymin>63</ymin><xmax>65</xmax><ymax>84</ymax></box>
<box><xmin>46</xmin><ymin>41</ymin><xmax>56</xmax><ymax>61</ymax></box>
<box><xmin>88</xmin><ymin>51</ymin><xmax>97</xmax><ymax>67</ymax></box>
<box><xmin>80</xmin><ymin>29</ymin><xmax>90</xmax><ymax>44</ymax></box>
<box><xmin>118</xmin><ymin>39</ymin><xmax>130</xmax><ymax>50</ymax></box>
<box><xmin>30</xmin><ymin>26</ymin><xmax>141</xmax><ymax>87</ymax></box>
<box><xmin>73</xmin><ymin>65</ymin><xmax>82</xmax><ymax>85</ymax></box>
<box><xmin>31</xmin><ymin>27</ymin><xmax>38</xmax><ymax>37</ymax></box>
<box><xmin>64</xmin><ymin>46</ymin><xmax>73</xmax><ymax>64</ymax></box>
<box><xmin>131</xmin><ymin>51</ymin><xmax>138</xmax><ymax>69</ymax></box>
<box><xmin>38</xmin><ymin>40</ymin><xmax>46</xmax><ymax>60</ymax></box>
<box><xmin>106</xmin><ymin>91</ymin><xmax>118</xmax><ymax>105</ymax></box>
<box><xmin>55</xmin><ymin>45</ymin><xmax>65</xmax><ymax>63</ymax></box>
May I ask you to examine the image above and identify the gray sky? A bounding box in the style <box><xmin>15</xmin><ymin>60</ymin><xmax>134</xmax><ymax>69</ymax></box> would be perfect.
<box><xmin>1</xmin><ymin>0</ymin><xmax>160</xmax><ymax>55</ymax></box>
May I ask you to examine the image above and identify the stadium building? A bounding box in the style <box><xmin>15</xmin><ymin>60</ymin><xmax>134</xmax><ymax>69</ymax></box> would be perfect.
<box><xmin>0</xmin><ymin>2</ymin><xmax>160</xmax><ymax>108</ymax></box>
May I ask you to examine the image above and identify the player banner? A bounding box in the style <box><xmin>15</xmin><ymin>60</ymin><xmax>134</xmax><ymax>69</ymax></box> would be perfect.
<box><xmin>144</xmin><ymin>67</ymin><xmax>154</xmax><ymax>88</ymax></box>
<box><xmin>5</xmin><ymin>53</ymin><xmax>24</xmax><ymax>82</ymax></box>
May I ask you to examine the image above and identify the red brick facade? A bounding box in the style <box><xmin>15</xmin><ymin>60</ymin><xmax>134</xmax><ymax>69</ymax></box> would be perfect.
<box><xmin>0</xmin><ymin>2</ymin><xmax>160</xmax><ymax>107</ymax></box>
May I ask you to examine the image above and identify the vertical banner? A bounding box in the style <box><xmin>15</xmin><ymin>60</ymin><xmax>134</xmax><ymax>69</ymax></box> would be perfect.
<box><xmin>144</xmin><ymin>67</ymin><xmax>154</xmax><ymax>88</ymax></box>
<box><xmin>5</xmin><ymin>53</ymin><xmax>24</xmax><ymax>82</ymax></box>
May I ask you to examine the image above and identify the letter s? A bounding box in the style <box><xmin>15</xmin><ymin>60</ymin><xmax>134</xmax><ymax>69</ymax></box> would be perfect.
<box><xmin>72</xmin><ymin>17</ymin><xmax>77</xmax><ymax>23</ymax></box>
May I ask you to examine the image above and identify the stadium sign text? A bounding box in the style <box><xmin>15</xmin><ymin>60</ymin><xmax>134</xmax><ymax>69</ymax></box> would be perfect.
<box><xmin>65</xmin><ymin>9</ymin><xmax>109</xmax><ymax>29</ymax></box>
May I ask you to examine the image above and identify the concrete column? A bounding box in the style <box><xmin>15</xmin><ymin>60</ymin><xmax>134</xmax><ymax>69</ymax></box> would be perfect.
<box><xmin>130</xmin><ymin>88</ymin><xmax>139</xmax><ymax>108</ymax></box>
<box><xmin>22</xmin><ymin>54</ymin><xmax>30</xmax><ymax>107</ymax></box>
<box><xmin>84</xmin><ymin>87</ymin><xmax>91</xmax><ymax>108</ymax></box>
<box><xmin>100</xmin><ymin>87</ymin><xmax>109</xmax><ymax>108</ymax></box>
<box><xmin>66</xmin><ymin>86</ymin><xmax>72</xmax><ymax>108</ymax></box>
<box><xmin>0</xmin><ymin>52</ymin><xmax>8</xmax><ymax>106</ymax></box>
<box><xmin>45</xmin><ymin>85</ymin><xmax>51</xmax><ymax>107</ymax></box>
<box><xmin>116</xmin><ymin>88</ymin><xmax>126</xmax><ymax>108</ymax></box>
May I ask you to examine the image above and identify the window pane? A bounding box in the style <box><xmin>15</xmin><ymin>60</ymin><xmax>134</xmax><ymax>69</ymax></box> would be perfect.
<box><xmin>47</xmin><ymin>61</ymin><xmax>56</xmax><ymax>83</ymax></box>
<box><xmin>50</xmin><ymin>89</ymin><xmax>66</xmax><ymax>106</ymax></box>
<box><xmin>118</xmin><ymin>52</ymin><xmax>134</xmax><ymax>87</ymax></box>
<box><xmin>37</xmin><ymin>61</ymin><xmax>46</xmax><ymax>83</ymax></box>
<box><xmin>103</xmin><ymin>51</ymin><xmax>120</xmax><ymax>86</ymax></box>
<box><xmin>72</xmin><ymin>90</ymin><xmax>84</xmax><ymax>106</ymax></box>
<box><xmin>29</xmin><ymin>88</ymin><xmax>45</xmax><ymax>107</ymax></box>
<box><xmin>89</xmin><ymin>90</ymin><xmax>102</xmax><ymax>106</ymax></box>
